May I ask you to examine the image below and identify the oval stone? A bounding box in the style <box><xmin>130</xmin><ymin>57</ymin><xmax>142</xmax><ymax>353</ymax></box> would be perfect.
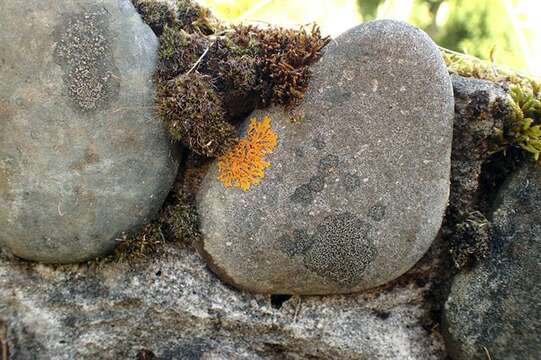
<box><xmin>0</xmin><ymin>0</ymin><xmax>179</xmax><ymax>263</ymax></box>
<box><xmin>197</xmin><ymin>20</ymin><xmax>454</xmax><ymax>294</ymax></box>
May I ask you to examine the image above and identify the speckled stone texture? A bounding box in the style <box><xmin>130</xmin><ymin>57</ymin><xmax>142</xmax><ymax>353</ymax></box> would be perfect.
<box><xmin>197</xmin><ymin>20</ymin><xmax>454</xmax><ymax>294</ymax></box>
<box><xmin>0</xmin><ymin>0</ymin><xmax>179</xmax><ymax>263</ymax></box>
<box><xmin>443</xmin><ymin>163</ymin><xmax>541</xmax><ymax>360</ymax></box>
<box><xmin>0</xmin><ymin>239</ymin><xmax>447</xmax><ymax>359</ymax></box>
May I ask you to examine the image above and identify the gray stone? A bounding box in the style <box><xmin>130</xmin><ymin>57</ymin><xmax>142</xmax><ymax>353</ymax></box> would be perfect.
<box><xmin>0</xmin><ymin>0</ymin><xmax>179</xmax><ymax>263</ymax></box>
<box><xmin>0</xmin><ymin>240</ymin><xmax>447</xmax><ymax>359</ymax></box>
<box><xmin>197</xmin><ymin>20</ymin><xmax>454</xmax><ymax>294</ymax></box>
<box><xmin>443</xmin><ymin>163</ymin><xmax>541</xmax><ymax>360</ymax></box>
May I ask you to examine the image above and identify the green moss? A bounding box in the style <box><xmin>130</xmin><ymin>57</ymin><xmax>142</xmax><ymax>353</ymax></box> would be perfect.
<box><xmin>157</xmin><ymin>73</ymin><xmax>237</xmax><ymax>157</ymax></box>
<box><xmin>506</xmin><ymin>83</ymin><xmax>541</xmax><ymax>160</ymax></box>
<box><xmin>157</xmin><ymin>26</ymin><xmax>208</xmax><ymax>80</ymax></box>
<box><xmin>443</xmin><ymin>48</ymin><xmax>541</xmax><ymax>162</ymax></box>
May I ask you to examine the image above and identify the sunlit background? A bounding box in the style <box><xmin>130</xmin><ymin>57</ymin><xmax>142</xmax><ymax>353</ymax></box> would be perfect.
<box><xmin>197</xmin><ymin>0</ymin><xmax>541</xmax><ymax>77</ymax></box>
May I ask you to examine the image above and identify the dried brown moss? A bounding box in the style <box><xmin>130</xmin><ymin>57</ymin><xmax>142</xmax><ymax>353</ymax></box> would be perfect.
<box><xmin>240</xmin><ymin>24</ymin><xmax>330</xmax><ymax>106</ymax></box>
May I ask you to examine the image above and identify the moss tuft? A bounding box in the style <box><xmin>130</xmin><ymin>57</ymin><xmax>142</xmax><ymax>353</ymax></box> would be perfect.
<box><xmin>132</xmin><ymin>0</ymin><xmax>175</xmax><ymax>36</ymax></box>
<box><xmin>113</xmin><ymin>222</ymin><xmax>166</xmax><ymax>262</ymax></box>
<box><xmin>157</xmin><ymin>73</ymin><xmax>237</xmax><ymax>157</ymax></box>
<box><xmin>175</xmin><ymin>0</ymin><xmax>221</xmax><ymax>35</ymax></box>
<box><xmin>448</xmin><ymin>211</ymin><xmax>491</xmax><ymax>269</ymax></box>
<box><xmin>247</xmin><ymin>24</ymin><xmax>330</xmax><ymax>106</ymax></box>
<box><xmin>157</xmin><ymin>27</ymin><xmax>208</xmax><ymax>80</ymax></box>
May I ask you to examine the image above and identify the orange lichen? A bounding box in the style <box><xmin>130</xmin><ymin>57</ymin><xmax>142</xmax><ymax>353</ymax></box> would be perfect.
<box><xmin>218</xmin><ymin>116</ymin><xmax>278</xmax><ymax>191</ymax></box>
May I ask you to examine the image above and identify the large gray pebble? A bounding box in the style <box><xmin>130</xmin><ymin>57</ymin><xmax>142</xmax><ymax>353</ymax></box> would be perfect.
<box><xmin>0</xmin><ymin>0</ymin><xmax>179</xmax><ymax>263</ymax></box>
<box><xmin>197</xmin><ymin>20</ymin><xmax>454</xmax><ymax>294</ymax></box>
<box><xmin>444</xmin><ymin>163</ymin><xmax>541</xmax><ymax>359</ymax></box>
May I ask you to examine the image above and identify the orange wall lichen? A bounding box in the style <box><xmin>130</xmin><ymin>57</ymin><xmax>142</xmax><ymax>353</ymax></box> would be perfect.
<box><xmin>218</xmin><ymin>116</ymin><xmax>278</xmax><ymax>191</ymax></box>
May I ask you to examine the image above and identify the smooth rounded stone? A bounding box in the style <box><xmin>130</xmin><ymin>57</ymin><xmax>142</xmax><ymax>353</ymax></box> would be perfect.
<box><xmin>0</xmin><ymin>0</ymin><xmax>179</xmax><ymax>263</ymax></box>
<box><xmin>444</xmin><ymin>164</ymin><xmax>541</xmax><ymax>360</ymax></box>
<box><xmin>197</xmin><ymin>20</ymin><xmax>454</xmax><ymax>294</ymax></box>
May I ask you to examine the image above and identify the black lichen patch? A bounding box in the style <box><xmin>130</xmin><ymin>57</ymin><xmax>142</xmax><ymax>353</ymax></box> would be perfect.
<box><xmin>343</xmin><ymin>172</ymin><xmax>361</xmax><ymax>192</ymax></box>
<box><xmin>290</xmin><ymin>174</ymin><xmax>326</xmax><ymax>205</ymax></box>
<box><xmin>303</xmin><ymin>212</ymin><xmax>376</xmax><ymax>287</ymax></box>
<box><xmin>312</xmin><ymin>136</ymin><xmax>326</xmax><ymax>150</ymax></box>
<box><xmin>279</xmin><ymin>229</ymin><xmax>313</xmax><ymax>257</ymax></box>
<box><xmin>308</xmin><ymin>175</ymin><xmax>325</xmax><ymax>192</ymax></box>
<box><xmin>290</xmin><ymin>184</ymin><xmax>315</xmax><ymax>205</ymax></box>
<box><xmin>368</xmin><ymin>203</ymin><xmax>386</xmax><ymax>222</ymax></box>
<box><xmin>54</xmin><ymin>7</ymin><xmax>119</xmax><ymax>112</ymax></box>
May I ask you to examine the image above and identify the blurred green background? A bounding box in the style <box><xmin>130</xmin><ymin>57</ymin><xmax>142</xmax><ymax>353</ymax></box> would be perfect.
<box><xmin>197</xmin><ymin>0</ymin><xmax>541</xmax><ymax>76</ymax></box>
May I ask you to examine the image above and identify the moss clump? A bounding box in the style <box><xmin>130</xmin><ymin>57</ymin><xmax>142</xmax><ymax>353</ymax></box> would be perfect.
<box><xmin>132</xmin><ymin>0</ymin><xmax>175</xmax><ymax>36</ymax></box>
<box><xmin>113</xmin><ymin>222</ymin><xmax>166</xmax><ymax>261</ymax></box>
<box><xmin>243</xmin><ymin>24</ymin><xmax>330</xmax><ymax>106</ymax></box>
<box><xmin>157</xmin><ymin>73</ymin><xmax>237</xmax><ymax>157</ymax></box>
<box><xmin>157</xmin><ymin>27</ymin><xmax>208</xmax><ymax>80</ymax></box>
<box><xmin>505</xmin><ymin>82</ymin><xmax>541</xmax><ymax>160</ymax></box>
<box><xmin>132</xmin><ymin>0</ymin><xmax>329</xmax><ymax>157</ymax></box>
<box><xmin>448</xmin><ymin>211</ymin><xmax>491</xmax><ymax>269</ymax></box>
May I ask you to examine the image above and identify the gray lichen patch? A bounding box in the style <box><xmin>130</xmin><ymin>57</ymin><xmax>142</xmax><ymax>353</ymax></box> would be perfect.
<box><xmin>303</xmin><ymin>212</ymin><xmax>376</xmax><ymax>287</ymax></box>
<box><xmin>290</xmin><ymin>183</ymin><xmax>314</xmax><ymax>205</ymax></box>
<box><xmin>368</xmin><ymin>203</ymin><xmax>386</xmax><ymax>222</ymax></box>
<box><xmin>343</xmin><ymin>172</ymin><xmax>361</xmax><ymax>192</ymax></box>
<box><xmin>53</xmin><ymin>7</ymin><xmax>119</xmax><ymax>112</ymax></box>
<box><xmin>318</xmin><ymin>154</ymin><xmax>340</xmax><ymax>174</ymax></box>
<box><xmin>278</xmin><ymin>229</ymin><xmax>313</xmax><ymax>257</ymax></box>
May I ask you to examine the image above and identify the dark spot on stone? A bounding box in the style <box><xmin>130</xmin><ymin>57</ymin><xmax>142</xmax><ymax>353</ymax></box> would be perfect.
<box><xmin>368</xmin><ymin>203</ymin><xmax>386</xmax><ymax>222</ymax></box>
<box><xmin>343</xmin><ymin>172</ymin><xmax>361</xmax><ymax>192</ymax></box>
<box><xmin>313</xmin><ymin>136</ymin><xmax>326</xmax><ymax>150</ymax></box>
<box><xmin>137</xmin><ymin>349</ymin><xmax>157</xmax><ymax>360</ymax></box>
<box><xmin>270</xmin><ymin>294</ymin><xmax>292</xmax><ymax>309</ymax></box>
<box><xmin>303</xmin><ymin>212</ymin><xmax>376</xmax><ymax>287</ymax></box>
<box><xmin>155</xmin><ymin>270</ymin><xmax>162</xmax><ymax>276</ymax></box>
<box><xmin>308</xmin><ymin>175</ymin><xmax>325</xmax><ymax>193</ymax></box>
<box><xmin>53</xmin><ymin>7</ymin><xmax>119</xmax><ymax>112</ymax></box>
<box><xmin>318</xmin><ymin>154</ymin><xmax>339</xmax><ymax>174</ymax></box>
<box><xmin>328</xmin><ymin>89</ymin><xmax>352</xmax><ymax>104</ymax></box>
<box><xmin>415</xmin><ymin>277</ymin><xmax>428</xmax><ymax>287</ymax></box>
<box><xmin>290</xmin><ymin>184</ymin><xmax>314</xmax><ymax>205</ymax></box>
<box><xmin>294</xmin><ymin>147</ymin><xmax>304</xmax><ymax>158</ymax></box>
<box><xmin>278</xmin><ymin>229</ymin><xmax>313</xmax><ymax>257</ymax></box>
<box><xmin>373</xmin><ymin>310</ymin><xmax>390</xmax><ymax>320</ymax></box>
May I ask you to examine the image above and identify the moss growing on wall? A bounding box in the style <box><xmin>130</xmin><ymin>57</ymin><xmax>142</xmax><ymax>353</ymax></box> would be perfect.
<box><xmin>132</xmin><ymin>0</ymin><xmax>329</xmax><ymax>158</ymax></box>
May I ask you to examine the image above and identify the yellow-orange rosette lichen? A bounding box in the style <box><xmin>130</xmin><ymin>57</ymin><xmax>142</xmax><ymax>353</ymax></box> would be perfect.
<box><xmin>218</xmin><ymin>116</ymin><xmax>278</xmax><ymax>191</ymax></box>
